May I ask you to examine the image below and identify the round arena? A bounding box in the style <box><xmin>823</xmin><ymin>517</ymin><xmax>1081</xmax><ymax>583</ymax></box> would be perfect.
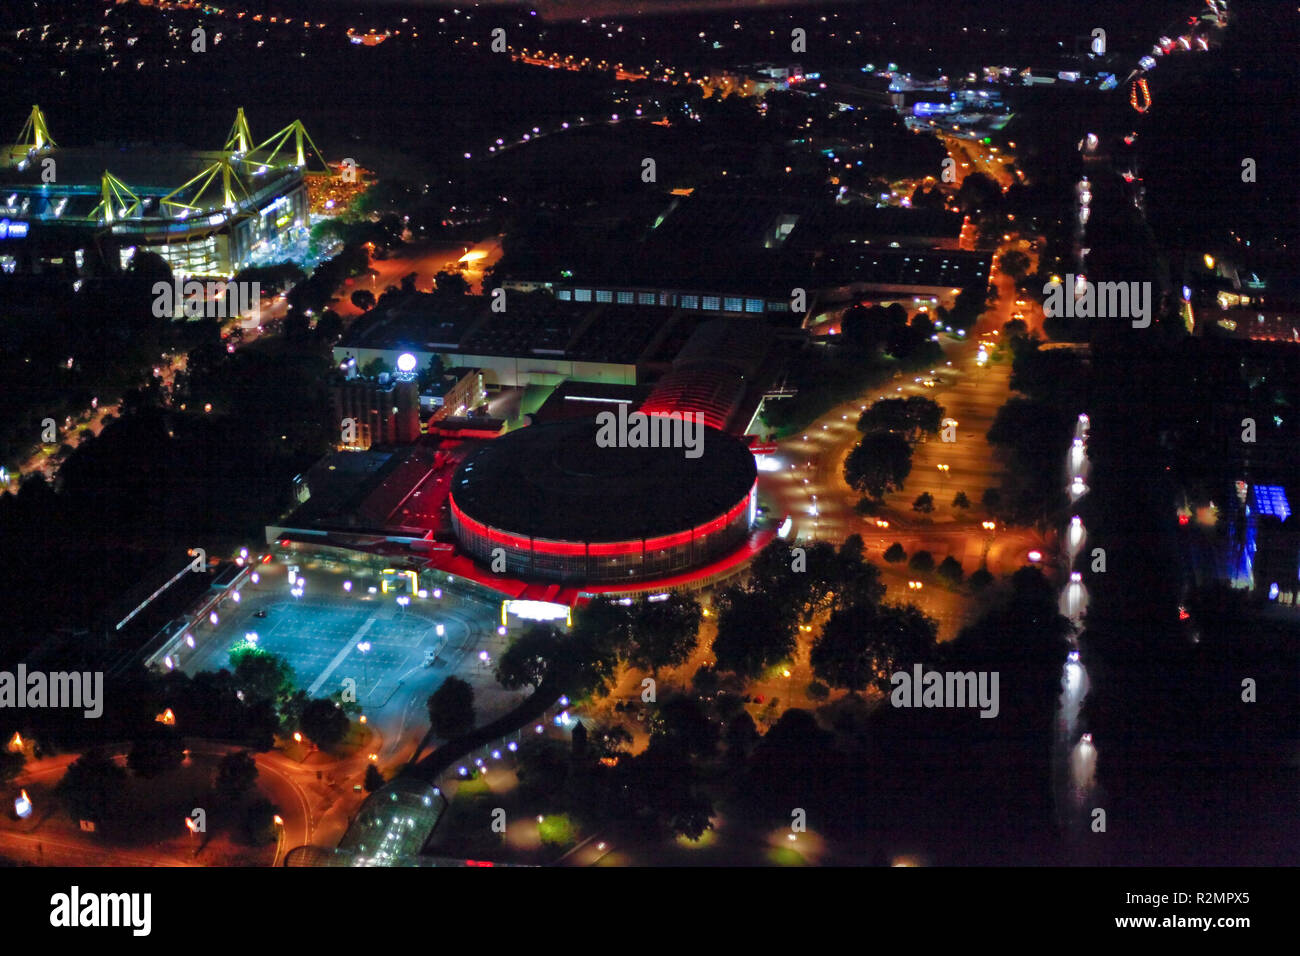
<box><xmin>449</xmin><ymin>418</ymin><xmax>757</xmax><ymax>583</ymax></box>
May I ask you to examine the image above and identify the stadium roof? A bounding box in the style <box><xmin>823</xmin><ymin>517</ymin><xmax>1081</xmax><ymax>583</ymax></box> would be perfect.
<box><xmin>451</xmin><ymin>419</ymin><xmax>756</xmax><ymax>543</ymax></box>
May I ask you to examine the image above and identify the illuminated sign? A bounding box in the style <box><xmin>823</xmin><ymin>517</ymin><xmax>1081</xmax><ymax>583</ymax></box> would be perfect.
<box><xmin>381</xmin><ymin>568</ymin><xmax>419</xmax><ymax>594</ymax></box>
<box><xmin>502</xmin><ymin>600</ymin><xmax>571</xmax><ymax>625</ymax></box>
<box><xmin>0</xmin><ymin>219</ymin><xmax>29</xmax><ymax>239</ymax></box>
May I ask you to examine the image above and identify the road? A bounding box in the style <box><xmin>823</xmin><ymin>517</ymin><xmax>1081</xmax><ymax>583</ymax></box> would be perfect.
<box><xmin>762</xmin><ymin>241</ymin><xmax>1044</xmax><ymax>639</ymax></box>
<box><xmin>331</xmin><ymin>238</ymin><xmax>502</xmax><ymax>318</ymax></box>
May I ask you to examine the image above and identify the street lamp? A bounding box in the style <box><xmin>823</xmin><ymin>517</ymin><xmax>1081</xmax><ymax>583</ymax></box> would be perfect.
<box><xmin>357</xmin><ymin>640</ymin><xmax>372</xmax><ymax>686</ymax></box>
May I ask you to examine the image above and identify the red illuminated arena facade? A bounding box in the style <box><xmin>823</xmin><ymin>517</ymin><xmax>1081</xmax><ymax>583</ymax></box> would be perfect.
<box><xmin>449</xmin><ymin>419</ymin><xmax>757</xmax><ymax>583</ymax></box>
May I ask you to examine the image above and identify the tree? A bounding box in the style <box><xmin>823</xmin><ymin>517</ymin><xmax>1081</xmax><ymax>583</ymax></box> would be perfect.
<box><xmin>723</xmin><ymin>711</ymin><xmax>759</xmax><ymax>764</ymax></box>
<box><xmin>418</xmin><ymin>353</ymin><xmax>447</xmax><ymax>389</ymax></box>
<box><xmin>315</xmin><ymin>309</ymin><xmax>344</xmax><ymax>344</ymax></box>
<box><xmin>626</xmin><ymin>594</ymin><xmax>702</xmax><ymax>678</ymax></box>
<box><xmin>957</xmin><ymin>171</ymin><xmax>1001</xmax><ymax>214</ymax></box>
<box><xmin>622</xmin><ymin>744</ymin><xmax>713</xmax><ymax>841</ymax></box>
<box><xmin>854</xmin><ymin>496</ymin><xmax>882</xmax><ymax>517</ymax></box>
<box><xmin>840</xmin><ymin>302</ymin><xmax>888</xmax><ymax>354</ymax></box>
<box><xmin>856</xmin><ymin>396</ymin><xmax>943</xmax><ymax>442</ymax></box>
<box><xmin>953</xmin><ymin>491</ymin><xmax>971</xmax><ymax>510</ymax></box>
<box><xmin>350</xmin><ymin>289</ymin><xmax>376</xmax><ymax>312</ymax></box>
<box><xmin>884</xmin><ymin>542</ymin><xmax>907</xmax><ymax>563</ymax></box>
<box><xmin>692</xmin><ymin>664</ymin><xmax>720</xmax><ymax>696</ymax></box>
<box><xmin>214</xmin><ymin>750</ymin><xmax>258</xmax><ymax>801</ymax></box>
<box><xmin>57</xmin><ymin>749</ymin><xmax>127</xmax><ymax>823</ymax></box>
<box><xmin>364</xmin><ymin>764</ymin><xmax>386</xmax><ymax>792</ymax></box>
<box><xmin>516</xmin><ymin>736</ymin><xmax>571</xmax><ymax>803</ymax></box>
<box><xmin>937</xmin><ymin>555</ymin><xmax>965</xmax><ymax>584</ymax></box>
<box><xmin>908</xmin><ymin>550</ymin><xmax>935</xmax><ymax>573</ymax></box>
<box><xmin>427</xmin><ymin>676</ymin><xmax>476</xmax><ymax>739</ymax></box>
<box><xmin>844</xmin><ymin>431</ymin><xmax>912</xmax><ymax>499</ymax></box>
<box><xmin>434</xmin><ymin>271</ymin><xmax>470</xmax><ymax>296</ymax></box>
<box><xmin>300</xmin><ymin>697</ymin><xmax>350</xmax><ymax>749</ymax></box>
<box><xmin>711</xmin><ymin>586</ymin><xmax>796</xmax><ymax>679</ymax></box>
<box><xmin>241</xmin><ymin>798</ymin><xmax>280</xmax><ymax>845</ymax></box>
<box><xmin>127</xmin><ymin>732</ymin><xmax>185</xmax><ymax>779</ymax></box>
<box><xmin>981</xmin><ymin>488</ymin><xmax>1002</xmax><ymax>514</ymax></box>
<box><xmin>495</xmin><ymin>625</ymin><xmax>559</xmax><ymax>691</ymax></box>
<box><xmin>812</xmin><ymin>602</ymin><xmax>938</xmax><ymax>694</ymax></box>
<box><xmin>229</xmin><ymin>646</ymin><xmax>295</xmax><ymax>707</ymax></box>
<box><xmin>999</xmin><ymin>249</ymin><xmax>1031</xmax><ymax>281</ymax></box>
<box><xmin>912</xmin><ymin>492</ymin><xmax>935</xmax><ymax>514</ymax></box>
<box><xmin>810</xmin><ymin>603</ymin><xmax>883</xmax><ymax>693</ymax></box>
<box><xmin>650</xmin><ymin>695</ymin><xmax>719</xmax><ymax>758</ymax></box>
<box><xmin>969</xmin><ymin>567</ymin><xmax>995</xmax><ymax>591</ymax></box>
<box><xmin>590</xmin><ymin>723</ymin><xmax>633</xmax><ymax>761</ymax></box>
<box><xmin>360</xmin><ymin>356</ymin><xmax>392</xmax><ymax>380</ymax></box>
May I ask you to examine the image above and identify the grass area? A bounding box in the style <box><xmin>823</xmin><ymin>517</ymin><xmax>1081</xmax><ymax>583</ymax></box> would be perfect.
<box><xmin>423</xmin><ymin>785</ymin><xmax>505</xmax><ymax>858</ymax></box>
<box><xmin>765</xmin><ymin>845</ymin><xmax>809</xmax><ymax>866</ymax></box>
<box><xmin>675</xmin><ymin>827</ymin><xmax>718</xmax><ymax>849</ymax></box>
<box><xmin>455</xmin><ymin>774</ymin><xmax>491</xmax><ymax>798</ymax></box>
<box><xmin>537</xmin><ymin>812</ymin><xmax>576</xmax><ymax>848</ymax></box>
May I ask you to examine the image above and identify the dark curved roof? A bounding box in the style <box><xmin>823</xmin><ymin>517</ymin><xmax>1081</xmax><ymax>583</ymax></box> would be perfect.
<box><xmin>639</xmin><ymin>367</ymin><xmax>745</xmax><ymax>431</ymax></box>
<box><xmin>451</xmin><ymin>419</ymin><xmax>756</xmax><ymax>542</ymax></box>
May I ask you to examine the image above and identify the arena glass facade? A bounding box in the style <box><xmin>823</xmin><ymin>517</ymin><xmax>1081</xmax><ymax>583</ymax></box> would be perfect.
<box><xmin>449</xmin><ymin>482</ymin><xmax>757</xmax><ymax>584</ymax></box>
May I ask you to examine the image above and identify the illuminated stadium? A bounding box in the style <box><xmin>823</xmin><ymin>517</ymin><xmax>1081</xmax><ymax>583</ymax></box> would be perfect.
<box><xmin>0</xmin><ymin>106</ymin><xmax>326</xmax><ymax>278</ymax></box>
<box><xmin>449</xmin><ymin>419</ymin><xmax>758</xmax><ymax>583</ymax></box>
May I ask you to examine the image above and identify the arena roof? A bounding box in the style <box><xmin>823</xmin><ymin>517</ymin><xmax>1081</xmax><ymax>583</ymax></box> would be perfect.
<box><xmin>450</xmin><ymin>419</ymin><xmax>756</xmax><ymax>543</ymax></box>
<box><xmin>639</xmin><ymin>319</ymin><xmax>774</xmax><ymax>431</ymax></box>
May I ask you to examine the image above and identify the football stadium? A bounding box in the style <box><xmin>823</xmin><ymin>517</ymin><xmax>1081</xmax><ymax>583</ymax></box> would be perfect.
<box><xmin>0</xmin><ymin>105</ymin><xmax>324</xmax><ymax>278</ymax></box>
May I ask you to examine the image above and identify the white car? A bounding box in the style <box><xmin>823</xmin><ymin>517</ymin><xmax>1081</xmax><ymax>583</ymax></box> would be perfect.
<box><xmin>424</xmin><ymin>650</ymin><xmax>438</xmax><ymax>667</ymax></box>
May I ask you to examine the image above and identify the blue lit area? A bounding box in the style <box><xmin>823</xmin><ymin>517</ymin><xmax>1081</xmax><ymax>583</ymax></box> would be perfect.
<box><xmin>1252</xmin><ymin>485</ymin><xmax>1290</xmax><ymax>521</ymax></box>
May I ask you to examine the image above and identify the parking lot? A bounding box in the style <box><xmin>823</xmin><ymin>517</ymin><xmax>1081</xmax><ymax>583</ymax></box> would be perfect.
<box><xmin>180</xmin><ymin>562</ymin><xmax>476</xmax><ymax>706</ymax></box>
